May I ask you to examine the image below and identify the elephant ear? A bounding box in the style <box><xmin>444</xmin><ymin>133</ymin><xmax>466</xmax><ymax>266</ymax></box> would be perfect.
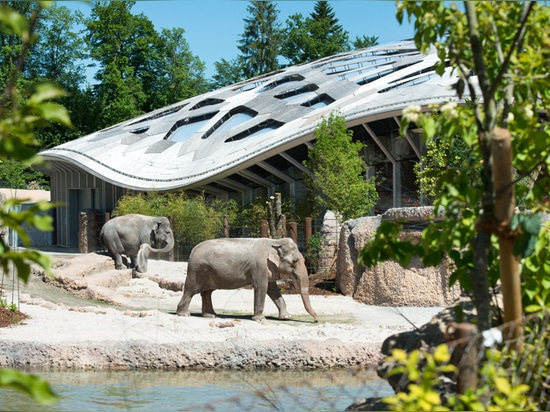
<box><xmin>268</xmin><ymin>244</ymin><xmax>282</xmax><ymax>268</ymax></box>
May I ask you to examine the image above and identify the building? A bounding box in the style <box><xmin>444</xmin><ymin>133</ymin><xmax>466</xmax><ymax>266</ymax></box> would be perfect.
<box><xmin>37</xmin><ymin>40</ymin><xmax>460</xmax><ymax>248</ymax></box>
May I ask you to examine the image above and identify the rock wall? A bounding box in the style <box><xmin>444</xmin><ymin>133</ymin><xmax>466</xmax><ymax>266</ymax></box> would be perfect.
<box><xmin>336</xmin><ymin>207</ymin><xmax>461</xmax><ymax>307</ymax></box>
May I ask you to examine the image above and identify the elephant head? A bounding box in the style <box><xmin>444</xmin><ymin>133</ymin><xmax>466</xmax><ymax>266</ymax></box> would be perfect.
<box><xmin>135</xmin><ymin>218</ymin><xmax>174</xmax><ymax>273</ymax></box>
<box><xmin>268</xmin><ymin>238</ymin><xmax>318</xmax><ymax>322</ymax></box>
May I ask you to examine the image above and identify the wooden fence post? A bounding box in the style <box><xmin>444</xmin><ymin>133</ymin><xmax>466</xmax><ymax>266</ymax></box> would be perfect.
<box><xmin>492</xmin><ymin>127</ymin><xmax>523</xmax><ymax>351</ymax></box>
<box><xmin>288</xmin><ymin>221</ymin><xmax>298</xmax><ymax>243</ymax></box>
<box><xmin>446</xmin><ymin>322</ymin><xmax>479</xmax><ymax>394</ymax></box>
<box><xmin>260</xmin><ymin>219</ymin><xmax>269</xmax><ymax>238</ymax></box>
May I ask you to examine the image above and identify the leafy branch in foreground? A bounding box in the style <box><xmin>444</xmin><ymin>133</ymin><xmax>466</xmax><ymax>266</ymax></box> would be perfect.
<box><xmin>0</xmin><ymin>2</ymin><xmax>73</xmax><ymax>405</ymax></box>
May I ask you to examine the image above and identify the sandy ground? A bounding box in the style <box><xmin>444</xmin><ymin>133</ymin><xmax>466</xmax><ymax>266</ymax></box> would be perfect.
<box><xmin>0</xmin><ymin>251</ymin><xmax>443</xmax><ymax>370</ymax></box>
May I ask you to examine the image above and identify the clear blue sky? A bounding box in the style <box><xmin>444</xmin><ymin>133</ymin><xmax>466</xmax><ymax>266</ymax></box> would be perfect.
<box><xmin>64</xmin><ymin>1</ymin><xmax>415</xmax><ymax>78</ymax></box>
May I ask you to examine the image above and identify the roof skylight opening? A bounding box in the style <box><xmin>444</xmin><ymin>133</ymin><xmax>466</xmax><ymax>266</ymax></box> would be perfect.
<box><xmin>258</xmin><ymin>74</ymin><xmax>305</xmax><ymax>92</ymax></box>
<box><xmin>127</xmin><ymin>103</ymin><xmax>187</xmax><ymax>126</ymax></box>
<box><xmin>190</xmin><ymin>98</ymin><xmax>225</xmax><ymax>110</ymax></box>
<box><xmin>165</xmin><ymin>112</ymin><xmax>218</xmax><ymax>142</ymax></box>
<box><xmin>201</xmin><ymin>106</ymin><xmax>258</xmax><ymax>139</ymax></box>
<box><xmin>301</xmin><ymin>93</ymin><xmax>335</xmax><ymax>108</ymax></box>
<box><xmin>378</xmin><ymin>74</ymin><xmax>434</xmax><ymax>93</ymax></box>
<box><xmin>217</xmin><ymin>112</ymin><xmax>255</xmax><ymax>133</ymax></box>
<box><xmin>224</xmin><ymin>119</ymin><xmax>284</xmax><ymax>142</ymax></box>
<box><xmin>355</xmin><ymin>68</ymin><xmax>395</xmax><ymax>85</ymax></box>
<box><xmin>130</xmin><ymin>126</ymin><xmax>149</xmax><ymax>134</ymax></box>
<box><xmin>275</xmin><ymin>84</ymin><xmax>318</xmax><ymax>102</ymax></box>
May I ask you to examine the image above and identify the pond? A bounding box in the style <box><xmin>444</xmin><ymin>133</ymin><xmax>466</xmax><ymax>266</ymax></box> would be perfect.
<box><xmin>1</xmin><ymin>368</ymin><xmax>392</xmax><ymax>411</ymax></box>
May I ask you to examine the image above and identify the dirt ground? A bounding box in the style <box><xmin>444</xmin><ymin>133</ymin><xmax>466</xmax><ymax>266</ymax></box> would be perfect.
<box><xmin>0</xmin><ymin>251</ymin><xmax>443</xmax><ymax>370</ymax></box>
<box><xmin>0</xmin><ymin>254</ymin><xmax>339</xmax><ymax>328</ymax></box>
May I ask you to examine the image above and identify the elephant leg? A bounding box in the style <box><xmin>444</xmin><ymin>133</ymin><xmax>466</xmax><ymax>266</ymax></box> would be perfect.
<box><xmin>129</xmin><ymin>255</ymin><xmax>137</xmax><ymax>269</ymax></box>
<box><xmin>267</xmin><ymin>281</ymin><xmax>291</xmax><ymax>320</ymax></box>
<box><xmin>176</xmin><ymin>289</ymin><xmax>195</xmax><ymax>317</ymax></box>
<box><xmin>252</xmin><ymin>281</ymin><xmax>269</xmax><ymax>322</ymax></box>
<box><xmin>200</xmin><ymin>290</ymin><xmax>217</xmax><ymax>318</ymax></box>
<box><xmin>114</xmin><ymin>254</ymin><xmax>125</xmax><ymax>270</ymax></box>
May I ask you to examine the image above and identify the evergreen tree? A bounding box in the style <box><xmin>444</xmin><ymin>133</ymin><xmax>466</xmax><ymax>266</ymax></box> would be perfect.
<box><xmin>281</xmin><ymin>1</ymin><xmax>350</xmax><ymax>65</ymax></box>
<box><xmin>237</xmin><ymin>1</ymin><xmax>282</xmax><ymax>79</ymax></box>
<box><xmin>353</xmin><ymin>35</ymin><xmax>379</xmax><ymax>49</ymax></box>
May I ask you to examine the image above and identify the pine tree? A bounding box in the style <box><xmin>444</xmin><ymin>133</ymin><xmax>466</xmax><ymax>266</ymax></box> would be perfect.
<box><xmin>281</xmin><ymin>1</ymin><xmax>350</xmax><ymax>65</ymax></box>
<box><xmin>237</xmin><ymin>1</ymin><xmax>282</xmax><ymax>79</ymax></box>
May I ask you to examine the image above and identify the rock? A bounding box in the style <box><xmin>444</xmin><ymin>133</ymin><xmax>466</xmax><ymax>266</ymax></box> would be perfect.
<box><xmin>336</xmin><ymin>207</ymin><xmax>460</xmax><ymax>307</ymax></box>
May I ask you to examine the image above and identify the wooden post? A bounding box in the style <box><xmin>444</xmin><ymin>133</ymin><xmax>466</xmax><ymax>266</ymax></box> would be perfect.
<box><xmin>260</xmin><ymin>219</ymin><xmax>269</xmax><ymax>238</ymax></box>
<box><xmin>304</xmin><ymin>217</ymin><xmax>312</xmax><ymax>246</ymax></box>
<box><xmin>78</xmin><ymin>211</ymin><xmax>87</xmax><ymax>254</ymax></box>
<box><xmin>491</xmin><ymin>127</ymin><xmax>523</xmax><ymax>351</ymax></box>
<box><xmin>223</xmin><ymin>214</ymin><xmax>229</xmax><ymax>238</ymax></box>
<box><xmin>446</xmin><ymin>322</ymin><xmax>479</xmax><ymax>394</ymax></box>
<box><xmin>288</xmin><ymin>221</ymin><xmax>298</xmax><ymax>243</ymax></box>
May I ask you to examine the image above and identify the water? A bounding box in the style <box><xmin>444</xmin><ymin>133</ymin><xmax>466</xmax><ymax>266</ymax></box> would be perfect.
<box><xmin>1</xmin><ymin>368</ymin><xmax>392</xmax><ymax>411</ymax></box>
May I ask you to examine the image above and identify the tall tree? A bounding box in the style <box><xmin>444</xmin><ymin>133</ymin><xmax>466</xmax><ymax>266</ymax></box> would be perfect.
<box><xmin>237</xmin><ymin>1</ymin><xmax>282</xmax><ymax>79</ymax></box>
<box><xmin>210</xmin><ymin>57</ymin><xmax>246</xmax><ymax>90</ymax></box>
<box><xmin>144</xmin><ymin>27</ymin><xmax>207</xmax><ymax>111</ymax></box>
<box><xmin>26</xmin><ymin>4</ymin><xmax>93</xmax><ymax>149</ymax></box>
<box><xmin>304</xmin><ymin>112</ymin><xmax>378</xmax><ymax>221</ymax></box>
<box><xmin>281</xmin><ymin>1</ymin><xmax>350</xmax><ymax>65</ymax></box>
<box><xmin>84</xmin><ymin>0</ymin><xmax>154</xmax><ymax>126</ymax></box>
<box><xmin>361</xmin><ymin>2</ymin><xmax>550</xmax><ymax>336</ymax></box>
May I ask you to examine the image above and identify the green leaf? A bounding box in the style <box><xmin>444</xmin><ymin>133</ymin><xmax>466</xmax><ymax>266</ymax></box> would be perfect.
<box><xmin>0</xmin><ymin>368</ymin><xmax>58</xmax><ymax>405</ymax></box>
<box><xmin>422</xmin><ymin>117</ymin><xmax>436</xmax><ymax>140</ymax></box>
<box><xmin>0</xmin><ymin>6</ymin><xmax>28</xmax><ymax>36</ymax></box>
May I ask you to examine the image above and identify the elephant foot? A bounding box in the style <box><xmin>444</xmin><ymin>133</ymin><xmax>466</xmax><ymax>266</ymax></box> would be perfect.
<box><xmin>176</xmin><ymin>310</ymin><xmax>190</xmax><ymax>317</ymax></box>
<box><xmin>278</xmin><ymin>313</ymin><xmax>292</xmax><ymax>320</ymax></box>
<box><xmin>252</xmin><ymin>315</ymin><xmax>266</xmax><ymax>322</ymax></box>
<box><xmin>115</xmin><ymin>264</ymin><xmax>124</xmax><ymax>270</ymax></box>
<box><xmin>202</xmin><ymin>312</ymin><xmax>216</xmax><ymax>318</ymax></box>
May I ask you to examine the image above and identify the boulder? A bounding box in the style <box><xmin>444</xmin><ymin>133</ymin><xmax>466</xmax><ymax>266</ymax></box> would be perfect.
<box><xmin>336</xmin><ymin>207</ymin><xmax>461</xmax><ymax>307</ymax></box>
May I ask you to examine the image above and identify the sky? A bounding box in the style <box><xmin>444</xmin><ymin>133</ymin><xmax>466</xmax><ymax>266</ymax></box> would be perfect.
<box><xmin>64</xmin><ymin>0</ymin><xmax>415</xmax><ymax>79</ymax></box>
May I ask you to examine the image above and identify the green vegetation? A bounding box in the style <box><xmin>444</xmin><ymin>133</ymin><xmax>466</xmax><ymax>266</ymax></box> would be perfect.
<box><xmin>304</xmin><ymin>112</ymin><xmax>378</xmax><ymax>221</ymax></box>
<box><xmin>383</xmin><ymin>344</ymin><xmax>537</xmax><ymax>411</ymax></box>
<box><xmin>113</xmin><ymin>191</ymin><xmax>239</xmax><ymax>254</ymax></box>
<box><xmin>280</xmin><ymin>0</ymin><xmax>352</xmax><ymax>65</ymax></box>
<box><xmin>358</xmin><ymin>1</ymin><xmax>550</xmax><ymax>409</ymax></box>
<box><xmin>0</xmin><ymin>1</ymin><xmax>65</xmax><ymax>405</ymax></box>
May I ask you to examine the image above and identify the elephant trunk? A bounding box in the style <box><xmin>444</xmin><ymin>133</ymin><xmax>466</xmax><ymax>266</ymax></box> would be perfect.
<box><xmin>146</xmin><ymin>231</ymin><xmax>175</xmax><ymax>254</ymax></box>
<box><xmin>135</xmin><ymin>233</ymin><xmax>174</xmax><ymax>273</ymax></box>
<box><xmin>295</xmin><ymin>260</ymin><xmax>318</xmax><ymax>322</ymax></box>
<box><xmin>299</xmin><ymin>286</ymin><xmax>318</xmax><ymax>322</ymax></box>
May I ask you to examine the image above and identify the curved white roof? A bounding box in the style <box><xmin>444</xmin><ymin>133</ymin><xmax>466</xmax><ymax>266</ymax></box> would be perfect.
<box><xmin>40</xmin><ymin>40</ymin><xmax>458</xmax><ymax>192</ymax></box>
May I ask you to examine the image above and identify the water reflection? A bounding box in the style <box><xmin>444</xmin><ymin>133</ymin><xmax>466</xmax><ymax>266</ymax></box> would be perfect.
<box><xmin>1</xmin><ymin>368</ymin><xmax>392</xmax><ymax>411</ymax></box>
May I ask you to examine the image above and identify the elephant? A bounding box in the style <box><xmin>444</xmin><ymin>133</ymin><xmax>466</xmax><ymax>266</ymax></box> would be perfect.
<box><xmin>176</xmin><ymin>237</ymin><xmax>318</xmax><ymax>322</ymax></box>
<box><xmin>100</xmin><ymin>214</ymin><xmax>175</xmax><ymax>273</ymax></box>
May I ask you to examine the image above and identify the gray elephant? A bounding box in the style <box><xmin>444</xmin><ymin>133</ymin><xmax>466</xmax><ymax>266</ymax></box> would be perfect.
<box><xmin>176</xmin><ymin>237</ymin><xmax>318</xmax><ymax>322</ymax></box>
<box><xmin>100</xmin><ymin>214</ymin><xmax>174</xmax><ymax>273</ymax></box>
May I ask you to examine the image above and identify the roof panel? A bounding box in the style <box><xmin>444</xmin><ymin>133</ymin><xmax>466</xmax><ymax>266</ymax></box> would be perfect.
<box><xmin>39</xmin><ymin>40</ymin><xmax>464</xmax><ymax>192</ymax></box>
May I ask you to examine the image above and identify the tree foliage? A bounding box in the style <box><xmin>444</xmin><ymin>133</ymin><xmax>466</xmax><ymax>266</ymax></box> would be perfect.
<box><xmin>0</xmin><ymin>1</ymin><xmax>70</xmax><ymax>404</ymax></box>
<box><xmin>237</xmin><ymin>1</ymin><xmax>282</xmax><ymax>79</ymax></box>
<box><xmin>360</xmin><ymin>2</ymin><xmax>550</xmax><ymax>333</ymax></box>
<box><xmin>281</xmin><ymin>1</ymin><xmax>350</xmax><ymax>65</ymax></box>
<box><xmin>352</xmin><ymin>35</ymin><xmax>379</xmax><ymax>50</ymax></box>
<box><xmin>305</xmin><ymin>112</ymin><xmax>378</xmax><ymax>221</ymax></box>
<box><xmin>210</xmin><ymin>57</ymin><xmax>246</xmax><ymax>90</ymax></box>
